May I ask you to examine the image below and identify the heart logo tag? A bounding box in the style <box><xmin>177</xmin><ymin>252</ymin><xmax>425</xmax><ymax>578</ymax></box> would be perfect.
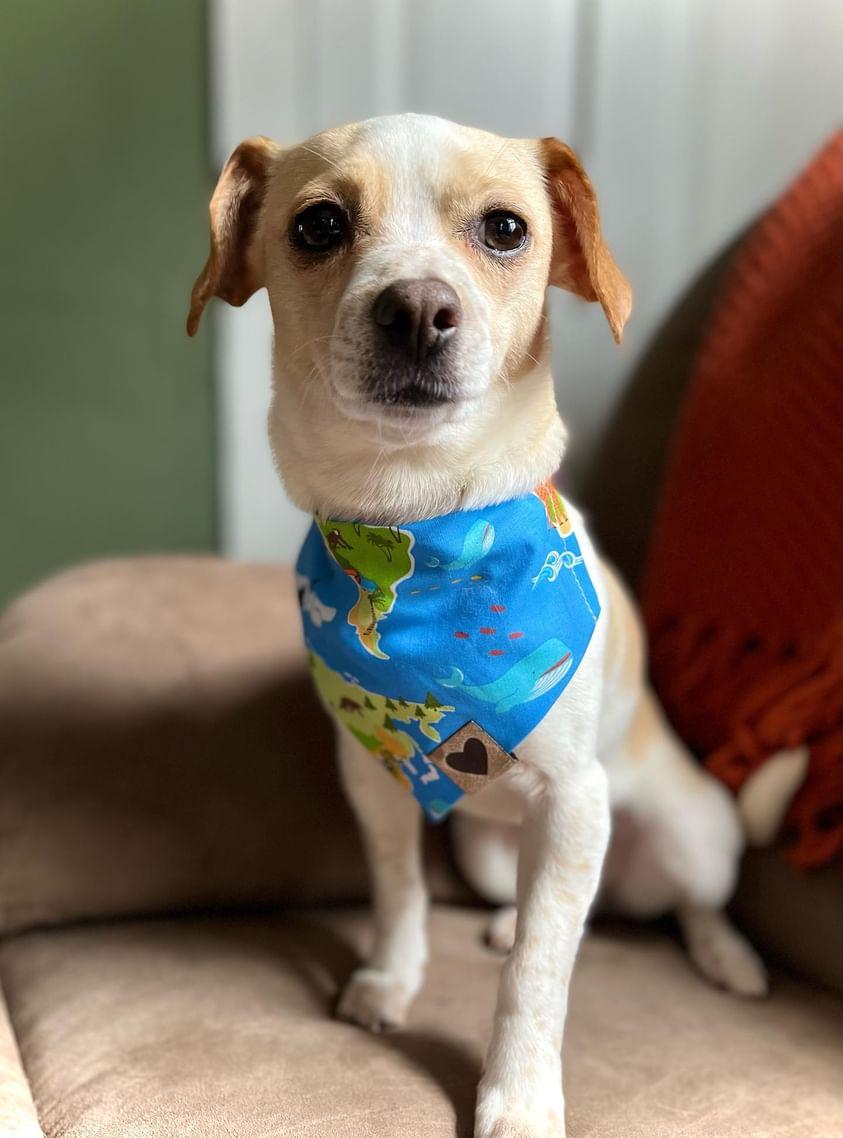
<box><xmin>446</xmin><ymin>737</ymin><xmax>488</xmax><ymax>776</ymax></box>
<box><xmin>428</xmin><ymin>720</ymin><xmax>517</xmax><ymax>793</ymax></box>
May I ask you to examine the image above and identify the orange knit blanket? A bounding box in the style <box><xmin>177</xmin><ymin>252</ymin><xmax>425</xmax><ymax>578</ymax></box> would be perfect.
<box><xmin>641</xmin><ymin>133</ymin><xmax>843</xmax><ymax>869</ymax></box>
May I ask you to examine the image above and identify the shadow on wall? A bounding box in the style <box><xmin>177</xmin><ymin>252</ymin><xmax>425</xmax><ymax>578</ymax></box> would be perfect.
<box><xmin>579</xmin><ymin>233</ymin><xmax>745</xmax><ymax>589</ymax></box>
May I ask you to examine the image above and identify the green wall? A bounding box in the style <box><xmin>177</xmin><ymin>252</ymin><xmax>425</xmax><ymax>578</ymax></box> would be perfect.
<box><xmin>0</xmin><ymin>1</ymin><xmax>215</xmax><ymax>607</ymax></box>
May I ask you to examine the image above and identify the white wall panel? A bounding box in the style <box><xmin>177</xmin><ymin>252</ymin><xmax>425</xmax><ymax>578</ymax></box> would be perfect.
<box><xmin>211</xmin><ymin>0</ymin><xmax>842</xmax><ymax>561</ymax></box>
<box><xmin>570</xmin><ymin>0</ymin><xmax>843</xmax><ymax>473</ymax></box>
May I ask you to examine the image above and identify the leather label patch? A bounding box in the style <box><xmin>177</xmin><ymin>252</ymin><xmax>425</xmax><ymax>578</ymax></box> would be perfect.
<box><xmin>428</xmin><ymin>720</ymin><xmax>518</xmax><ymax>794</ymax></box>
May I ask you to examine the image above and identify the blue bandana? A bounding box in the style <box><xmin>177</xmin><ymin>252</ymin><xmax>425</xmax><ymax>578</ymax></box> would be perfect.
<box><xmin>296</xmin><ymin>483</ymin><xmax>600</xmax><ymax>821</ymax></box>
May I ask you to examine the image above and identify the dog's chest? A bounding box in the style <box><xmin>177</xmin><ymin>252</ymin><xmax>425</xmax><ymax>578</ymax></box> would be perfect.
<box><xmin>296</xmin><ymin>484</ymin><xmax>601</xmax><ymax>821</ymax></box>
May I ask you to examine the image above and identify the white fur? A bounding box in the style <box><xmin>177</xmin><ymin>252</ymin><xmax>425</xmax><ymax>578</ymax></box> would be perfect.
<box><xmin>202</xmin><ymin>113</ymin><xmax>765</xmax><ymax>1138</ymax></box>
<box><xmin>738</xmin><ymin>745</ymin><xmax>809</xmax><ymax>847</ymax></box>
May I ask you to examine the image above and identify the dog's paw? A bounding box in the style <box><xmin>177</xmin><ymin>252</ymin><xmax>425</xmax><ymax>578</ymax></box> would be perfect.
<box><xmin>692</xmin><ymin>927</ymin><xmax>768</xmax><ymax>997</ymax></box>
<box><xmin>336</xmin><ymin>967</ymin><xmax>412</xmax><ymax>1033</ymax></box>
<box><xmin>681</xmin><ymin>907</ymin><xmax>768</xmax><ymax>998</ymax></box>
<box><xmin>475</xmin><ymin>1084</ymin><xmax>566</xmax><ymax>1138</ymax></box>
<box><xmin>484</xmin><ymin>1125</ymin><xmax>565</xmax><ymax>1138</ymax></box>
<box><xmin>485</xmin><ymin>905</ymin><xmax>517</xmax><ymax>954</ymax></box>
<box><xmin>476</xmin><ymin>1108</ymin><xmax>566</xmax><ymax>1138</ymax></box>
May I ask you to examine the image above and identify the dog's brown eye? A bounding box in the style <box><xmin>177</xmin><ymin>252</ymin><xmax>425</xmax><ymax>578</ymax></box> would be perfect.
<box><xmin>481</xmin><ymin>211</ymin><xmax>528</xmax><ymax>253</ymax></box>
<box><xmin>292</xmin><ymin>203</ymin><xmax>348</xmax><ymax>253</ymax></box>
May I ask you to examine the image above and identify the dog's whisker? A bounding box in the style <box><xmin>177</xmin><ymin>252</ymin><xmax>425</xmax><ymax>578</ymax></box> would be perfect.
<box><xmin>297</xmin><ymin>364</ymin><xmax>324</xmax><ymax>411</ymax></box>
<box><xmin>365</xmin><ymin>444</ymin><xmax>389</xmax><ymax>485</ymax></box>
<box><xmin>496</xmin><ymin>366</ymin><xmax>513</xmax><ymax>392</ymax></box>
<box><xmin>297</xmin><ymin>143</ymin><xmax>343</xmax><ymax>173</ymax></box>
<box><xmin>481</xmin><ymin>138</ymin><xmax>510</xmax><ymax>179</ymax></box>
<box><xmin>288</xmin><ymin>334</ymin><xmax>341</xmax><ymax>361</ymax></box>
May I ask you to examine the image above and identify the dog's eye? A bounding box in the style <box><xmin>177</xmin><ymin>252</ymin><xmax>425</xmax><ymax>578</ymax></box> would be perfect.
<box><xmin>292</xmin><ymin>203</ymin><xmax>348</xmax><ymax>253</ymax></box>
<box><xmin>480</xmin><ymin>211</ymin><xmax>528</xmax><ymax>254</ymax></box>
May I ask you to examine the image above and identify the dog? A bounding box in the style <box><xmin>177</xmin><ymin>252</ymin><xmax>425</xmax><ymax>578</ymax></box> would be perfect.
<box><xmin>188</xmin><ymin>114</ymin><xmax>766</xmax><ymax>1138</ymax></box>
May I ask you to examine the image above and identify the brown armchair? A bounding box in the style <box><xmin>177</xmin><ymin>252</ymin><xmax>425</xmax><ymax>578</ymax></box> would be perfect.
<box><xmin>0</xmin><ymin>553</ymin><xmax>840</xmax><ymax>1137</ymax></box>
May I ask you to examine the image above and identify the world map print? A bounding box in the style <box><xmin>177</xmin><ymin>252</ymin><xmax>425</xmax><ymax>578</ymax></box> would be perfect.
<box><xmin>314</xmin><ymin>517</ymin><xmax>415</xmax><ymax>659</ymax></box>
<box><xmin>297</xmin><ymin>484</ymin><xmax>601</xmax><ymax>820</ymax></box>
<box><xmin>308</xmin><ymin>650</ymin><xmax>463</xmax><ymax>817</ymax></box>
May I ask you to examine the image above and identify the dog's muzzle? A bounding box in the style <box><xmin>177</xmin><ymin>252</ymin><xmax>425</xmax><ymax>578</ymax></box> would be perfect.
<box><xmin>368</xmin><ymin>278</ymin><xmax>462</xmax><ymax>407</ymax></box>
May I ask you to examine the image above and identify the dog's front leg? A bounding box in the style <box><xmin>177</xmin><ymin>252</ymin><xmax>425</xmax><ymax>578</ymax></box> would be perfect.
<box><xmin>476</xmin><ymin>753</ymin><xmax>610</xmax><ymax>1138</ymax></box>
<box><xmin>334</xmin><ymin>726</ymin><xmax>428</xmax><ymax>1033</ymax></box>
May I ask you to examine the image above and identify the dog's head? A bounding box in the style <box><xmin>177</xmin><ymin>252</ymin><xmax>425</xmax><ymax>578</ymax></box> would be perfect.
<box><xmin>188</xmin><ymin>114</ymin><xmax>630</xmax><ymax>462</ymax></box>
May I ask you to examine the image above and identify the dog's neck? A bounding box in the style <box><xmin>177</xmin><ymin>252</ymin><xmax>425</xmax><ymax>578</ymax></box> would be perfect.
<box><xmin>270</xmin><ymin>359</ymin><xmax>566</xmax><ymax>526</ymax></box>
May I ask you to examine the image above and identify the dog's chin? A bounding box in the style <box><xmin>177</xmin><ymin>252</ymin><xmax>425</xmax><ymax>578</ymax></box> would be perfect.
<box><xmin>332</xmin><ymin>385</ymin><xmax>479</xmax><ymax>446</ymax></box>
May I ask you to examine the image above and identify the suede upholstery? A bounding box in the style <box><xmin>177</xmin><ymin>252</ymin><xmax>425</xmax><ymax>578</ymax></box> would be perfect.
<box><xmin>2</xmin><ymin>908</ymin><xmax>842</xmax><ymax>1138</ymax></box>
<box><xmin>0</xmin><ymin>985</ymin><xmax>40</xmax><ymax>1138</ymax></box>
<box><xmin>0</xmin><ymin>558</ymin><xmax>467</xmax><ymax>938</ymax></box>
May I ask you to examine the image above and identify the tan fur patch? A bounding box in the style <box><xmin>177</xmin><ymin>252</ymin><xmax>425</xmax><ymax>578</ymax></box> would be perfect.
<box><xmin>539</xmin><ymin>137</ymin><xmax>633</xmax><ymax>342</ymax></box>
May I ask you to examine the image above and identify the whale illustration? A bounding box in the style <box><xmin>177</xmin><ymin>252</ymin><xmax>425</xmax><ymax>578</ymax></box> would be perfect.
<box><xmin>437</xmin><ymin>638</ymin><xmax>573</xmax><ymax>714</ymax></box>
<box><xmin>426</xmin><ymin>519</ymin><xmax>495</xmax><ymax>570</ymax></box>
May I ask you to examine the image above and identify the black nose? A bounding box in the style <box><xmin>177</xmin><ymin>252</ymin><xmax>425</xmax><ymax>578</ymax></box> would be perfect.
<box><xmin>373</xmin><ymin>278</ymin><xmax>462</xmax><ymax>363</ymax></box>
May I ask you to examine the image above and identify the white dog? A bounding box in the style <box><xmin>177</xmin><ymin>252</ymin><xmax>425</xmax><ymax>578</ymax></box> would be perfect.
<box><xmin>189</xmin><ymin>114</ymin><xmax>766</xmax><ymax>1138</ymax></box>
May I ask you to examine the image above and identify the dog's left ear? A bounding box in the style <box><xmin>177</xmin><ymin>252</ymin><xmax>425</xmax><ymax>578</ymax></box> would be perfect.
<box><xmin>187</xmin><ymin>136</ymin><xmax>281</xmax><ymax>336</ymax></box>
<box><xmin>539</xmin><ymin>138</ymin><xmax>632</xmax><ymax>343</ymax></box>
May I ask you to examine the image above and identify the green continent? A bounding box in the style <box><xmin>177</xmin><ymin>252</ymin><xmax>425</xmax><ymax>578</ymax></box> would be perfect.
<box><xmin>316</xmin><ymin>518</ymin><xmax>415</xmax><ymax>658</ymax></box>
<box><xmin>309</xmin><ymin>653</ymin><xmax>455</xmax><ymax>777</ymax></box>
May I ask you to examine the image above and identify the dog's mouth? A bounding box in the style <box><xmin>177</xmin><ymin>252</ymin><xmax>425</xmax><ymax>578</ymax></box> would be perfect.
<box><xmin>330</xmin><ymin>370</ymin><xmax>472</xmax><ymax>443</ymax></box>
<box><xmin>359</xmin><ymin>341</ymin><xmax>463</xmax><ymax>413</ymax></box>
<box><xmin>370</xmin><ymin>374</ymin><xmax>456</xmax><ymax>409</ymax></box>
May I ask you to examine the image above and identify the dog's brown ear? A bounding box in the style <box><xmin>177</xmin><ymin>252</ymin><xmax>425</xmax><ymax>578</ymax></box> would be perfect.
<box><xmin>187</xmin><ymin>136</ymin><xmax>281</xmax><ymax>336</ymax></box>
<box><xmin>539</xmin><ymin>138</ymin><xmax>632</xmax><ymax>343</ymax></box>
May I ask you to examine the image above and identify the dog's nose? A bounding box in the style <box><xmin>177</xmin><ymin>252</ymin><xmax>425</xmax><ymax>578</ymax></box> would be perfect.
<box><xmin>373</xmin><ymin>279</ymin><xmax>461</xmax><ymax>362</ymax></box>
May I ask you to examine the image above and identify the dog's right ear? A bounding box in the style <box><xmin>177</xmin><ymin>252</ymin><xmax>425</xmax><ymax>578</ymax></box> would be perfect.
<box><xmin>187</xmin><ymin>136</ymin><xmax>281</xmax><ymax>336</ymax></box>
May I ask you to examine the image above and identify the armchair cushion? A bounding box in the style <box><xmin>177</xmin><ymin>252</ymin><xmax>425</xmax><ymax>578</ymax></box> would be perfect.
<box><xmin>0</xmin><ymin>557</ymin><xmax>469</xmax><ymax>937</ymax></box>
